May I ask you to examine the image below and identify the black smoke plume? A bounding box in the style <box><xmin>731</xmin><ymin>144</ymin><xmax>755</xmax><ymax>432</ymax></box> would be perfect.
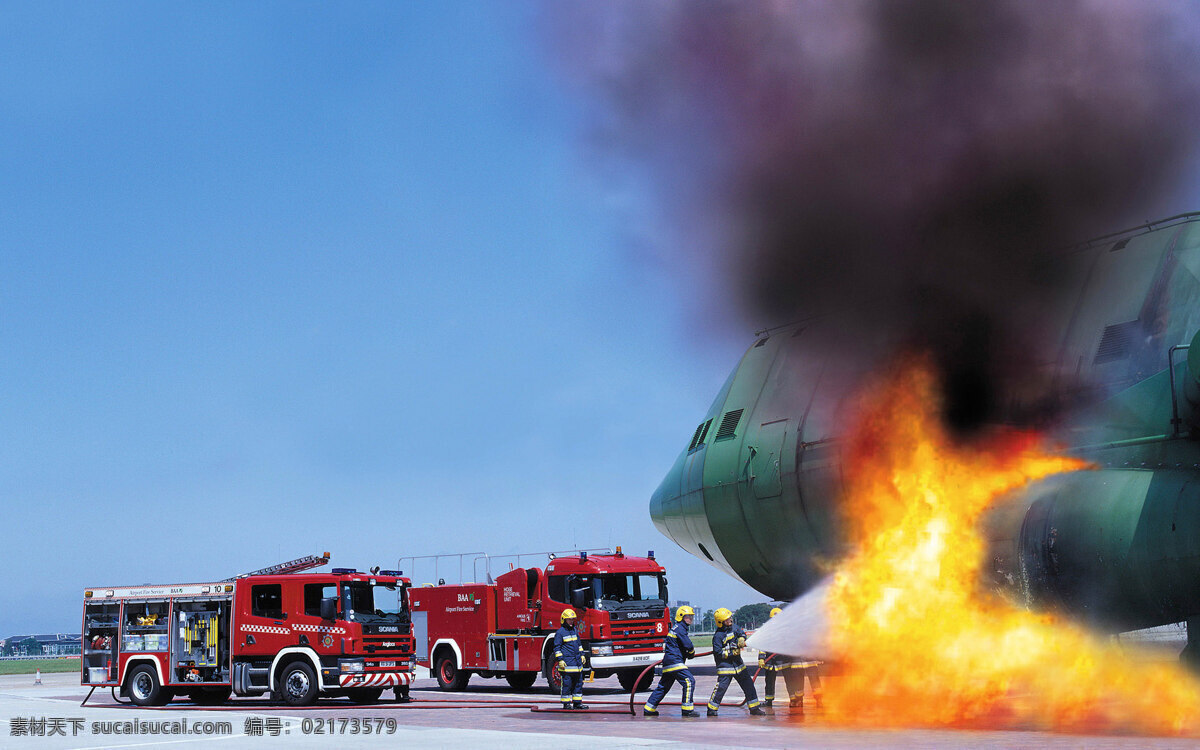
<box><xmin>555</xmin><ymin>0</ymin><xmax>1200</xmax><ymax>433</ymax></box>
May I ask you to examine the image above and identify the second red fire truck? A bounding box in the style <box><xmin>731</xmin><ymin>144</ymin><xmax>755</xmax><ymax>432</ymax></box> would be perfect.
<box><xmin>409</xmin><ymin>548</ymin><xmax>671</xmax><ymax>692</ymax></box>
<box><xmin>81</xmin><ymin>554</ymin><xmax>415</xmax><ymax>706</ymax></box>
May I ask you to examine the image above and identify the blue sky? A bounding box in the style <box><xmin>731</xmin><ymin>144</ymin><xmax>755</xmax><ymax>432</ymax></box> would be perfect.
<box><xmin>0</xmin><ymin>2</ymin><xmax>762</xmax><ymax>636</ymax></box>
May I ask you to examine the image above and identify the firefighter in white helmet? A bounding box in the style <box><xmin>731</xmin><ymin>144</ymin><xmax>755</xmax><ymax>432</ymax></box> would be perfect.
<box><xmin>706</xmin><ymin>607</ymin><xmax>765</xmax><ymax>716</ymax></box>
<box><xmin>553</xmin><ymin>608</ymin><xmax>588</xmax><ymax>709</ymax></box>
<box><xmin>643</xmin><ymin>606</ymin><xmax>700</xmax><ymax>718</ymax></box>
<box><xmin>758</xmin><ymin>606</ymin><xmax>823</xmax><ymax>712</ymax></box>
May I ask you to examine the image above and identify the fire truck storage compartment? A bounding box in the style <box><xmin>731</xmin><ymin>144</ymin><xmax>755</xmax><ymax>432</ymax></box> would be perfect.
<box><xmin>173</xmin><ymin>598</ymin><xmax>230</xmax><ymax>683</ymax></box>
<box><xmin>123</xmin><ymin>601</ymin><xmax>169</xmax><ymax>652</ymax></box>
<box><xmin>487</xmin><ymin>635</ymin><xmax>542</xmax><ymax>672</ymax></box>
<box><xmin>412</xmin><ymin>611</ymin><xmax>428</xmax><ymax>663</ymax></box>
<box><xmin>419</xmin><ymin>586</ymin><xmax>493</xmax><ymax>635</ymax></box>
<box><xmin>494</xmin><ymin>567</ymin><xmax>540</xmax><ymax>631</ymax></box>
<box><xmin>83</xmin><ymin>601</ymin><xmax>120</xmax><ymax>683</ymax></box>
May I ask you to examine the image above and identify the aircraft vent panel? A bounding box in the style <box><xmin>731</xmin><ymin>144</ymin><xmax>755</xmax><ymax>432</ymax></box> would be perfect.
<box><xmin>1094</xmin><ymin>320</ymin><xmax>1139</xmax><ymax>365</ymax></box>
<box><xmin>754</xmin><ymin>337</ymin><xmax>769</xmax><ymax>347</ymax></box>
<box><xmin>715</xmin><ymin>409</ymin><xmax>744</xmax><ymax>440</ymax></box>
<box><xmin>688</xmin><ymin>419</ymin><xmax>713</xmax><ymax>452</ymax></box>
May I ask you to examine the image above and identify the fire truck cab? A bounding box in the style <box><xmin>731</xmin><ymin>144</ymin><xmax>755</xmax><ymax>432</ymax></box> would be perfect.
<box><xmin>81</xmin><ymin>555</ymin><xmax>415</xmax><ymax>707</ymax></box>
<box><xmin>408</xmin><ymin>548</ymin><xmax>670</xmax><ymax>692</ymax></box>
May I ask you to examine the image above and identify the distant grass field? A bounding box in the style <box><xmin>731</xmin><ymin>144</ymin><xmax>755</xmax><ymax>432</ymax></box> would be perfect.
<box><xmin>691</xmin><ymin>634</ymin><xmax>712</xmax><ymax>648</ymax></box>
<box><xmin>0</xmin><ymin>658</ymin><xmax>80</xmax><ymax>676</ymax></box>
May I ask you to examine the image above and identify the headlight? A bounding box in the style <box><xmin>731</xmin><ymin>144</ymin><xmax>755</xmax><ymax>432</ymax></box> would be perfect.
<box><xmin>340</xmin><ymin>659</ymin><xmax>365</xmax><ymax>673</ymax></box>
<box><xmin>592</xmin><ymin>645</ymin><xmax>613</xmax><ymax>657</ymax></box>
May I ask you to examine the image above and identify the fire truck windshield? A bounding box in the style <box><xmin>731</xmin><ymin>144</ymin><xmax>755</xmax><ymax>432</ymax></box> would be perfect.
<box><xmin>342</xmin><ymin>581</ymin><xmax>408</xmax><ymax>624</ymax></box>
<box><xmin>594</xmin><ymin>573</ymin><xmax>667</xmax><ymax>607</ymax></box>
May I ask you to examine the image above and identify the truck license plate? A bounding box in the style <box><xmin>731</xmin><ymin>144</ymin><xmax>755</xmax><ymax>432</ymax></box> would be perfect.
<box><xmin>633</xmin><ymin>655</ymin><xmax>651</xmax><ymax>662</ymax></box>
<box><xmin>379</xmin><ymin>661</ymin><xmax>397</xmax><ymax>668</ymax></box>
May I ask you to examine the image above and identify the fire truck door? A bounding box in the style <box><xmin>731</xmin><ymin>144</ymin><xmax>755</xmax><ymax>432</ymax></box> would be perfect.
<box><xmin>235</xmin><ymin>583</ymin><xmax>291</xmax><ymax>658</ymax></box>
<box><xmin>295</xmin><ymin>581</ymin><xmax>341</xmax><ymax>659</ymax></box>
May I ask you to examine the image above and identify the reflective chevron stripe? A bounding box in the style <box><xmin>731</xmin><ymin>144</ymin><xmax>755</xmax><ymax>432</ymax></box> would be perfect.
<box><xmin>338</xmin><ymin>672</ymin><xmax>412</xmax><ymax>687</ymax></box>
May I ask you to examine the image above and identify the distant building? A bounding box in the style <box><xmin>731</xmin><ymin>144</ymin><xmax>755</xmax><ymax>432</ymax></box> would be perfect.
<box><xmin>1</xmin><ymin>634</ymin><xmax>81</xmax><ymax>656</ymax></box>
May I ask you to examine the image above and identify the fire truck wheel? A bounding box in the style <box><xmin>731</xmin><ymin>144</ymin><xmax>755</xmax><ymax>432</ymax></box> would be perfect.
<box><xmin>505</xmin><ymin>672</ymin><xmax>537</xmax><ymax>690</ymax></box>
<box><xmin>188</xmin><ymin>687</ymin><xmax>231</xmax><ymax>705</ymax></box>
<box><xmin>617</xmin><ymin>668</ymin><xmax>653</xmax><ymax>692</ymax></box>
<box><xmin>279</xmin><ymin>661</ymin><xmax>319</xmax><ymax>706</ymax></box>
<box><xmin>127</xmin><ymin>665</ymin><xmax>168</xmax><ymax>707</ymax></box>
<box><xmin>542</xmin><ymin>655</ymin><xmax>562</xmax><ymax>692</ymax></box>
<box><xmin>434</xmin><ymin>653</ymin><xmax>470</xmax><ymax>691</ymax></box>
<box><xmin>346</xmin><ymin>688</ymin><xmax>384</xmax><ymax>704</ymax></box>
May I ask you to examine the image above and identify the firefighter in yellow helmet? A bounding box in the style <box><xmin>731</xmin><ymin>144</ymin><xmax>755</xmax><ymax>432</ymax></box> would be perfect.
<box><xmin>706</xmin><ymin>607</ymin><xmax>765</xmax><ymax>716</ymax></box>
<box><xmin>643</xmin><ymin>606</ymin><xmax>699</xmax><ymax>717</ymax></box>
<box><xmin>553</xmin><ymin>608</ymin><xmax>588</xmax><ymax>709</ymax></box>
<box><xmin>757</xmin><ymin>605</ymin><xmax>823</xmax><ymax>712</ymax></box>
<box><xmin>758</xmin><ymin>606</ymin><xmax>790</xmax><ymax>713</ymax></box>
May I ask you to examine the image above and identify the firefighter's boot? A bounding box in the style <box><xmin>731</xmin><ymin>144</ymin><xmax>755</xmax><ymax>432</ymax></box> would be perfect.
<box><xmin>790</xmin><ymin>694</ymin><xmax>803</xmax><ymax>709</ymax></box>
<box><xmin>643</xmin><ymin>706</ymin><xmax>659</xmax><ymax>717</ymax></box>
<box><xmin>749</xmin><ymin>706</ymin><xmax>767</xmax><ymax>716</ymax></box>
<box><xmin>681</xmin><ymin>709</ymin><xmax>700</xmax><ymax>718</ymax></box>
<box><xmin>573</xmin><ymin>701</ymin><xmax>588</xmax><ymax>710</ymax></box>
<box><xmin>764</xmin><ymin>699</ymin><xmax>775</xmax><ymax>715</ymax></box>
<box><xmin>706</xmin><ymin>709</ymin><xmax>718</xmax><ymax>717</ymax></box>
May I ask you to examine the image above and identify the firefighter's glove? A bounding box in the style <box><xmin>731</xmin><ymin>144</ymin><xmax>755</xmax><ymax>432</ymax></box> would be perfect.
<box><xmin>737</xmin><ymin>637</ymin><xmax>746</xmax><ymax>649</ymax></box>
<box><xmin>758</xmin><ymin>658</ymin><xmax>765</xmax><ymax>668</ymax></box>
<box><xmin>558</xmin><ymin>660</ymin><xmax>567</xmax><ymax>672</ymax></box>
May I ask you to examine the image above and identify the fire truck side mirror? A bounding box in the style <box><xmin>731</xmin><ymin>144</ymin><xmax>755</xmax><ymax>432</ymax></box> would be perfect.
<box><xmin>570</xmin><ymin>588</ymin><xmax>586</xmax><ymax>612</ymax></box>
<box><xmin>320</xmin><ymin>597</ymin><xmax>337</xmax><ymax>621</ymax></box>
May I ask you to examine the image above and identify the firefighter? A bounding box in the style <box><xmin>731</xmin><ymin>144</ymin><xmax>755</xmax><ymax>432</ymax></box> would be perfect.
<box><xmin>643</xmin><ymin>605</ymin><xmax>700</xmax><ymax>718</ymax></box>
<box><xmin>787</xmin><ymin>656</ymin><xmax>824</xmax><ymax>710</ymax></box>
<box><xmin>553</xmin><ymin>608</ymin><xmax>588</xmax><ymax>710</ymax></box>
<box><xmin>759</xmin><ymin>606</ymin><xmax>793</xmax><ymax>713</ymax></box>
<box><xmin>758</xmin><ymin>607</ymin><xmax>823</xmax><ymax>712</ymax></box>
<box><xmin>706</xmin><ymin>607</ymin><xmax>765</xmax><ymax>716</ymax></box>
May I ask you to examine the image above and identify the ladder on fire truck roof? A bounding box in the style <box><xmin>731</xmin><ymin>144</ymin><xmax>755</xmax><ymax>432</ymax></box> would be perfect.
<box><xmin>223</xmin><ymin>552</ymin><xmax>331</xmax><ymax>581</ymax></box>
<box><xmin>397</xmin><ymin>548</ymin><xmax>612</xmax><ymax>586</ymax></box>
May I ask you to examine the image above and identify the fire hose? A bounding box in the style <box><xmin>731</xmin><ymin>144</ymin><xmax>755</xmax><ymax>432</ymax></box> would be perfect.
<box><xmin>87</xmin><ymin>650</ymin><xmax>766</xmax><ymax>716</ymax></box>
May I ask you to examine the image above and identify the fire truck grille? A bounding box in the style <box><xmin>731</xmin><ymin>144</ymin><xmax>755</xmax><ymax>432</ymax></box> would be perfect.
<box><xmin>608</xmin><ymin>620</ymin><xmax>664</xmax><ymax>653</ymax></box>
<box><xmin>362</xmin><ymin>636</ymin><xmax>414</xmax><ymax>656</ymax></box>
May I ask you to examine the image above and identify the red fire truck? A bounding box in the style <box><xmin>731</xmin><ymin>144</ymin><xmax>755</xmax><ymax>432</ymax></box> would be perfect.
<box><xmin>408</xmin><ymin>548</ymin><xmax>670</xmax><ymax>692</ymax></box>
<box><xmin>81</xmin><ymin>554</ymin><xmax>415</xmax><ymax>707</ymax></box>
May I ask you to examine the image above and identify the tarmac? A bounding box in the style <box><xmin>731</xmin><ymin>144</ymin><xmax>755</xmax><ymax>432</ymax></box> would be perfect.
<box><xmin>3</xmin><ymin>667</ymin><xmax>1199</xmax><ymax>749</ymax></box>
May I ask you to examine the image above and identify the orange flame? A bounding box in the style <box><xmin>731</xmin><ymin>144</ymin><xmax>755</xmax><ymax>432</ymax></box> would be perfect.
<box><xmin>823</xmin><ymin>358</ymin><xmax>1200</xmax><ymax>734</ymax></box>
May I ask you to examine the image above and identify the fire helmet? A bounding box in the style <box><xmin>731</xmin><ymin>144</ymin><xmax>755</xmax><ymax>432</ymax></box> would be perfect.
<box><xmin>714</xmin><ymin>607</ymin><xmax>733</xmax><ymax>625</ymax></box>
<box><xmin>770</xmin><ymin>607</ymin><xmax>782</xmax><ymax>619</ymax></box>
<box><xmin>675</xmin><ymin>605</ymin><xmax>695</xmax><ymax>622</ymax></box>
<box><xmin>561</xmin><ymin>608</ymin><xmax>578</xmax><ymax>621</ymax></box>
